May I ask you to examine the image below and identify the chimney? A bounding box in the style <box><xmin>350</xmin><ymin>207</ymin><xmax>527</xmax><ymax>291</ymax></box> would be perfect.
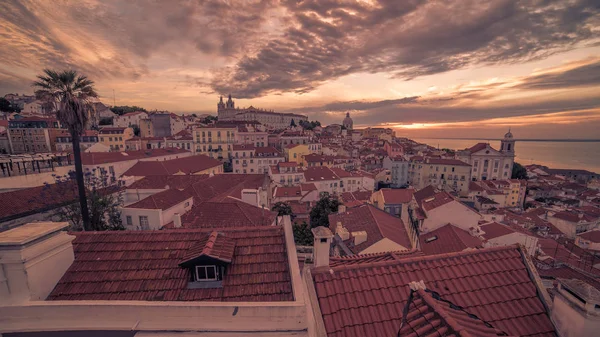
<box><xmin>311</xmin><ymin>226</ymin><xmax>334</xmax><ymax>268</ymax></box>
<box><xmin>338</xmin><ymin>204</ymin><xmax>347</xmax><ymax>214</ymax></box>
<box><xmin>0</xmin><ymin>222</ymin><xmax>75</xmax><ymax>305</ymax></box>
<box><xmin>336</xmin><ymin>221</ymin><xmax>350</xmax><ymax>241</ymax></box>
<box><xmin>352</xmin><ymin>231</ymin><xmax>368</xmax><ymax>246</ymax></box>
<box><xmin>174</xmin><ymin>213</ymin><xmax>182</xmax><ymax>228</ymax></box>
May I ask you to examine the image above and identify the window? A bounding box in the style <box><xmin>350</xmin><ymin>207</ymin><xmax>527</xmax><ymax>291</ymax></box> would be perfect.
<box><xmin>185</xmin><ymin>201</ymin><xmax>190</xmax><ymax>207</ymax></box>
<box><xmin>195</xmin><ymin>265</ymin><xmax>218</xmax><ymax>281</ymax></box>
<box><xmin>126</xmin><ymin>216</ymin><xmax>132</xmax><ymax>226</ymax></box>
<box><xmin>139</xmin><ymin>216</ymin><xmax>149</xmax><ymax>229</ymax></box>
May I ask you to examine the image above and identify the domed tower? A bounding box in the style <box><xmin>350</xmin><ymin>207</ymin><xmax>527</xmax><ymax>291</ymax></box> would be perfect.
<box><xmin>500</xmin><ymin>128</ymin><xmax>515</xmax><ymax>155</ymax></box>
<box><xmin>342</xmin><ymin>112</ymin><xmax>353</xmax><ymax>130</ymax></box>
<box><xmin>217</xmin><ymin>95</ymin><xmax>225</xmax><ymax>112</ymax></box>
<box><xmin>226</xmin><ymin>94</ymin><xmax>235</xmax><ymax>109</ymax></box>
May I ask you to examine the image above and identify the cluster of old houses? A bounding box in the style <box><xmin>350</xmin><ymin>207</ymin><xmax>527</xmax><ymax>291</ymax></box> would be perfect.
<box><xmin>1</xmin><ymin>96</ymin><xmax>600</xmax><ymax>336</ymax></box>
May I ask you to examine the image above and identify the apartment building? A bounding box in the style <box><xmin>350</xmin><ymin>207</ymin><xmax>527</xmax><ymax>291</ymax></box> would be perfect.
<box><xmin>7</xmin><ymin>117</ymin><xmax>63</xmax><ymax>154</ymax></box>
<box><xmin>193</xmin><ymin>125</ymin><xmax>237</xmax><ymax>160</ymax></box>
<box><xmin>98</xmin><ymin>126</ymin><xmax>134</xmax><ymax>151</ymax></box>
<box><xmin>54</xmin><ymin>130</ymin><xmax>99</xmax><ymax>151</ymax></box>
<box><xmin>409</xmin><ymin>157</ymin><xmax>471</xmax><ymax>195</ymax></box>
<box><xmin>269</xmin><ymin>161</ymin><xmax>305</xmax><ymax>186</ymax></box>
<box><xmin>232</xmin><ymin>144</ymin><xmax>284</xmax><ymax>174</ymax></box>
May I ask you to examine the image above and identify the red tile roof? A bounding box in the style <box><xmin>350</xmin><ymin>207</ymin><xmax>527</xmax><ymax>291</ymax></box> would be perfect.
<box><xmin>184</xmin><ymin>174</ymin><xmax>266</xmax><ymax>203</ymax></box>
<box><xmin>98</xmin><ymin>126</ymin><xmax>128</xmax><ymax>133</ymax></box>
<box><xmin>329</xmin><ymin>250</ymin><xmax>424</xmax><ymax>268</ymax></box>
<box><xmin>380</xmin><ymin>188</ymin><xmax>414</xmax><ymax>204</ymax></box>
<box><xmin>123</xmin><ymin>155</ymin><xmax>221</xmax><ymax>176</ymax></box>
<box><xmin>467</xmin><ymin>142</ymin><xmax>489</xmax><ymax>153</ymax></box>
<box><xmin>180</xmin><ymin>231</ymin><xmax>236</xmax><ymax>265</ymax></box>
<box><xmin>126</xmin><ymin>188</ymin><xmax>192</xmax><ymax>210</ymax></box>
<box><xmin>413</xmin><ymin>185</ymin><xmax>436</xmax><ymax>207</ymax></box>
<box><xmin>419</xmin><ymin>224</ymin><xmax>483</xmax><ymax>255</ymax></box>
<box><xmin>232</xmin><ymin>144</ymin><xmax>256</xmax><ymax>151</ymax></box>
<box><xmin>329</xmin><ymin>204</ymin><xmax>412</xmax><ymax>254</ymax></box>
<box><xmin>341</xmin><ymin>190</ymin><xmax>372</xmax><ymax>202</ymax></box>
<box><xmin>469</xmin><ymin>181</ymin><xmax>485</xmax><ymax>191</ymax></box>
<box><xmin>255</xmin><ymin>146</ymin><xmax>281</xmax><ymax>155</ymax></box>
<box><xmin>538</xmin><ymin>265</ymin><xmax>600</xmax><ymax>291</ymax></box>
<box><xmin>421</xmin><ymin>191</ymin><xmax>455</xmax><ymax>212</ymax></box>
<box><xmin>399</xmin><ymin>288</ymin><xmax>511</xmax><ymax>336</ymax></box>
<box><xmin>128</xmin><ymin>175</ymin><xmax>210</xmax><ymax>190</ymax></box>
<box><xmin>304</xmin><ymin>166</ymin><xmax>339</xmax><ymax>182</ymax></box>
<box><xmin>0</xmin><ymin>182</ymin><xmax>120</xmax><ymax>224</ymax></box>
<box><xmin>480</xmin><ymin>222</ymin><xmax>516</xmax><ymax>240</ymax></box>
<box><xmin>81</xmin><ymin>148</ymin><xmax>189</xmax><ymax>165</ymax></box>
<box><xmin>300</xmin><ymin>183</ymin><xmax>317</xmax><ymax>191</ymax></box>
<box><xmin>48</xmin><ymin>226</ymin><xmax>293</xmax><ymax>301</ymax></box>
<box><xmin>425</xmin><ymin>158</ymin><xmax>471</xmax><ymax>166</ymax></box>
<box><xmin>577</xmin><ymin>230</ymin><xmax>600</xmax><ymax>243</ymax></box>
<box><xmin>274</xmin><ymin>186</ymin><xmax>302</xmax><ymax>197</ymax></box>
<box><xmin>330</xmin><ymin>167</ymin><xmax>352</xmax><ymax>178</ymax></box>
<box><xmin>311</xmin><ymin>245</ymin><xmax>557</xmax><ymax>337</ymax></box>
<box><xmin>177</xmin><ymin>198</ymin><xmax>276</xmax><ymax>228</ymax></box>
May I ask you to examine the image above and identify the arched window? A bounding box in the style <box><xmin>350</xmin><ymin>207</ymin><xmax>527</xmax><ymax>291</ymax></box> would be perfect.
<box><xmin>507</xmin><ymin>144</ymin><xmax>511</xmax><ymax>151</ymax></box>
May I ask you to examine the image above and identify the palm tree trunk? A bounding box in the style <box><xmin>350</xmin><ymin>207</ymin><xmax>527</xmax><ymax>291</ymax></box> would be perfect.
<box><xmin>71</xmin><ymin>131</ymin><xmax>91</xmax><ymax>231</ymax></box>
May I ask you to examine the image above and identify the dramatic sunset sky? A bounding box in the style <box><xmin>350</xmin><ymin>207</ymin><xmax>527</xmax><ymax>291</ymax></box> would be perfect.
<box><xmin>1</xmin><ymin>0</ymin><xmax>599</xmax><ymax>138</ymax></box>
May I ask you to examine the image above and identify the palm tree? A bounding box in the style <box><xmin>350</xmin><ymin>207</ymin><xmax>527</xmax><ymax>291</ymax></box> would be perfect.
<box><xmin>33</xmin><ymin>69</ymin><xmax>98</xmax><ymax>231</ymax></box>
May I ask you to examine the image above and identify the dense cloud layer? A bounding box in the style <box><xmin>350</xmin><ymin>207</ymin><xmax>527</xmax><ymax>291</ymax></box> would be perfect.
<box><xmin>1</xmin><ymin>0</ymin><xmax>598</xmax><ymax>98</ymax></box>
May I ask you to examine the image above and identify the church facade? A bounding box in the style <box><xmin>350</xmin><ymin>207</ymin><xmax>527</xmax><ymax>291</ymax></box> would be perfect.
<box><xmin>456</xmin><ymin>130</ymin><xmax>516</xmax><ymax>181</ymax></box>
<box><xmin>217</xmin><ymin>95</ymin><xmax>308</xmax><ymax>129</ymax></box>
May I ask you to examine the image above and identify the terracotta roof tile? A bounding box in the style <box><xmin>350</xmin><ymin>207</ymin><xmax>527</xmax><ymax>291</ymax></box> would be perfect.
<box><xmin>81</xmin><ymin>148</ymin><xmax>189</xmax><ymax>165</ymax></box>
<box><xmin>180</xmin><ymin>231</ymin><xmax>236</xmax><ymax>265</ymax></box>
<box><xmin>413</xmin><ymin>185</ymin><xmax>436</xmax><ymax>207</ymax></box>
<box><xmin>123</xmin><ymin>155</ymin><xmax>221</xmax><ymax>176</ymax></box>
<box><xmin>419</xmin><ymin>224</ymin><xmax>483</xmax><ymax>255</ymax></box>
<box><xmin>126</xmin><ymin>188</ymin><xmax>192</xmax><ymax>210</ymax></box>
<box><xmin>577</xmin><ymin>230</ymin><xmax>600</xmax><ymax>243</ymax></box>
<box><xmin>128</xmin><ymin>175</ymin><xmax>210</xmax><ymax>190</ymax></box>
<box><xmin>304</xmin><ymin>166</ymin><xmax>339</xmax><ymax>182</ymax></box>
<box><xmin>311</xmin><ymin>245</ymin><xmax>557</xmax><ymax>337</ymax></box>
<box><xmin>184</xmin><ymin>174</ymin><xmax>266</xmax><ymax>203</ymax></box>
<box><xmin>480</xmin><ymin>222</ymin><xmax>516</xmax><ymax>240</ymax></box>
<box><xmin>421</xmin><ymin>191</ymin><xmax>455</xmax><ymax>212</ymax></box>
<box><xmin>399</xmin><ymin>288</ymin><xmax>513</xmax><ymax>336</ymax></box>
<box><xmin>329</xmin><ymin>204</ymin><xmax>413</xmax><ymax>254</ymax></box>
<box><xmin>48</xmin><ymin>226</ymin><xmax>292</xmax><ymax>302</ymax></box>
<box><xmin>380</xmin><ymin>188</ymin><xmax>414</xmax><ymax>204</ymax></box>
<box><xmin>178</xmin><ymin>198</ymin><xmax>276</xmax><ymax>228</ymax></box>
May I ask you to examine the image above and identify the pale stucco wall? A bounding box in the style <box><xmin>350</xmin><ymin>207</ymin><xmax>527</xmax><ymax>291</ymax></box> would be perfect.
<box><xmin>423</xmin><ymin>201</ymin><xmax>480</xmax><ymax>233</ymax></box>
<box><xmin>359</xmin><ymin>238</ymin><xmax>408</xmax><ymax>255</ymax></box>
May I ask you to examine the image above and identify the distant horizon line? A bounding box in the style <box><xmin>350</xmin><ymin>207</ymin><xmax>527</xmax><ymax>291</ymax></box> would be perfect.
<box><xmin>412</xmin><ymin>137</ymin><xmax>600</xmax><ymax>142</ymax></box>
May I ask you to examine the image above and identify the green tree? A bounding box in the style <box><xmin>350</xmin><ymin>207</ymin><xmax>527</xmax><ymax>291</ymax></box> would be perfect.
<box><xmin>299</xmin><ymin>120</ymin><xmax>321</xmax><ymax>131</ymax></box>
<box><xmin>131</xmin><ymin>124</ymin><xmax>141</xmax><ymax>136</ymax></box>
<box><xmin>272</xmin><ymin>202</ymin><xmax>293</xmax><ymax>217</ymax></box>
<box><xmin>290</xmin><ymin>119</ymin><xmax>296</xmax><ymax>127</ymax></box>
<box><xmin>202</xmin><ymin>115</ymin><xmax>218</xmax><ymax>124</ymax></box>
<box><xmin>309</xmin><ymin>193</ymin><xmax>341</xmax><ymax>228</ymax></box>
<box><xmin>110</xmin><ymin>105</ymin><xmax>147</xmax><ymax>115</ymax></box>
<box><xmin>512</xmin><ymin>162</ymin><xmax>528</xmax><ymax>180</ymax></box>
<box><xmin>0</xmin><ymin>97</ymin><xmax>20</xmax><ymax>112</ymax></box>
<box><xmin>98</xmin><ymin>117</ymin><xmax>113</xmax><ymax>125</ymax></box>
<box><xmin>33</xmin><ymin>69</ymin><xmax>98</xmax><ymax>231</ymax></box>
<box><xmin>293</xmin><ymin>222</ymin><xmax>314</xmax><ymax>246</ymax></box>
<box><xmin>37</xmin><ymin>169</ymin><xmax>124</xmax><ymax>231</ymax></box>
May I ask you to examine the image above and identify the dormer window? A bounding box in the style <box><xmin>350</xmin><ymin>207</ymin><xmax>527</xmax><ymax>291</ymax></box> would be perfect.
<box><xmin>195</xmin><ymin>265</ymin><xmax>218</xmax><ymax>281</ymax></box>
<box><xmin>179</xmin><ymin>231</ymin><xmax>235</xmax><ymax>288</ymax></box>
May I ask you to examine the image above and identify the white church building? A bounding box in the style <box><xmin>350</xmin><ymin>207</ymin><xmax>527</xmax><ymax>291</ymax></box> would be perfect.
<box><xmin>456</xmin><ymin>130</ymin><xmax>516</xmax><ymax>181</ymax></box>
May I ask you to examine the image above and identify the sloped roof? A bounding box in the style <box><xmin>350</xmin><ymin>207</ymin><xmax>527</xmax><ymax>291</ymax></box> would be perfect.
<box><xmin>380</xmin><ymin>188</ymin><xmax>414</xmax><ymax>204</ymax></box>
<box><xmin>184</xmin><ymin>174</ymin><xmax>266</xmax><ymax>203</ymax></box>
<box><xmin>421</xmin><ymin>191</ymin><xmax>455</xmax><ymax>212</ymax></box>
<box><xmin>577</xmin><ymin>229</ymin><xmax>600</xmax><ymax>243</ymax></box>
<box><xmin>419</xmin><ymin>224</ymin><xmax>483</xmax><ymax>255</ymax></box>
<box><xmin>329</xmin><ymin>250</ymin><xmax>424</xmax><ymax>268</ymax></box>
<box><xmin>311</xmin><ymin>245</ymin><xmax>557</xmax><ymax>337</ymax></box>
<box><xmin>123</xmin><ymin>155</ymin><xmax>221</xmax><ymax>176</ymax></box>
<box><xmin>329</xmin><ymin>204</ymin><xmax>412</xmax><ymax>254</ymax></box>
<box><xmin>48</xmin><ymin>226</ymin><xmax>292</xmax><ymax>301</ymax></box>
<box><xmin>480</xmin><ymin>222</ymin><xmax>516</xmax><ymax>240</ymax></box>
<box><xmin>399</xmin><ymin>288</ymin><xmax>512</xmax><ymax>336</ymax></box>
<box><xmin>304</xmin><ymin>166</ymin><xmax>339</xmax><ymax>182</ymax></box>
<box><xmin>413</xmin><ymin>185</ymin><xmax>436</xmax><ymax>207</ymax></box>
<box><xmin>467</xmin><ymin>142</ymin><xmax>489</xmax><ymax>153</ymax></box>
<box><xmin>178</xmin><ymin>198</ymin><xmax>276</xmax><ymax>228</ymax></box>
<box><xmin>81</xmin><ymin>148</ymin><xmax>189</xmax><ymax>165</ymax></box>
<box><xmin>425</xmin><ymin>158</ymin><xmax>471</xmax><ymax>166</ymax></box>
<box><xmin>128</xmin><ymin>175</ymin><xmax>210</xmax><ymax>190</ymax></box>
<box><xmin>538</xmin><ymin>265</ymin><xmax>600</xmax><ymax>292</ymax></box>
<box><xmin>180</xmin><ymin>231</ymin><xmax>236</xmax><ymax>265</ymax></box>
<box><xmin>126</xmin><ymin>188</ymin><xmax>192</xmax><ymax>211</ymax></box>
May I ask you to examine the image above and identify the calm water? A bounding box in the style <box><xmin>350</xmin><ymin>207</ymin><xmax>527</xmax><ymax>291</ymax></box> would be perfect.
<box><xmin>413</xmin><ymin>138</ymin><xmax>600</xmax><ymax>173</ymax></box>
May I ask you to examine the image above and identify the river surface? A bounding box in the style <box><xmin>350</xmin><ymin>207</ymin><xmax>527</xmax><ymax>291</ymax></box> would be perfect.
<box><xmin>412</xmin><ymin>138</ymin><xmax>600</xmax><ymax>173</ymax></box>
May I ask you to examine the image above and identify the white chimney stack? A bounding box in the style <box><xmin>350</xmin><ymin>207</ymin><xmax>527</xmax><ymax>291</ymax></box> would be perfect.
<box><xmin>174</xmin><ymin>213</ymin><xmax>182</xmax><ymax>228</ymax></box>
<box><xmin>352</xmin><ymin>231</ymin><xmax>368</xmax><ymax>246</ymax></box>
<box><xmin>311</xmin><ymin>226</ymin><xmax>334</xmax><ymax>268</ymax></box>
<box><xmin>336</xmin><ymin>221</ymin><xmax>350</xmax><ymax>241</ymax></box>
<box><xmin>0</xmin><ymin>222</ymin><xmax>75</xmax><ymax>305</ymax></box>
<box><xmin>338</xmin><ymin>204</ymin><xmax>347</xmax><ymax>214</ymax></box>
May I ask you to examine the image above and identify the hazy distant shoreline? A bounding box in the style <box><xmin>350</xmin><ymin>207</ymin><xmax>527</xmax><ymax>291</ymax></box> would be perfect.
<box><xmin>416</xmin><ymin>138</ymin><xmax>600</xmax><ymax>143</ymax></box>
